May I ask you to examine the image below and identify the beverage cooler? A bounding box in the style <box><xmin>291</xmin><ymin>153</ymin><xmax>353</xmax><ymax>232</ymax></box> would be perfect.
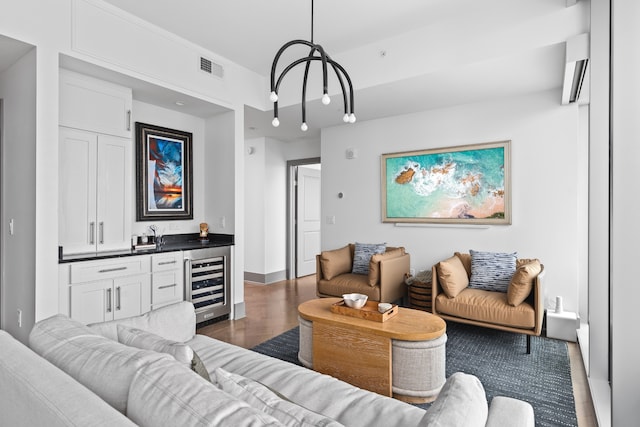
<box><xmin>183</xmin><ymin>246</ymin><xmax>231</xmax><ymax>324</ymax></box>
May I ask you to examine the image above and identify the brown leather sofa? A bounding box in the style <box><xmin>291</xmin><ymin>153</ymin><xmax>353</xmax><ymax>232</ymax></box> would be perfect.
<box><xmin>431</xmin><ymin>252</ymin><xmax>545</xmax><ymax>353</ymax></box>
<box><xmin>316</xmin><ymin>244</ymin><xmax>410</xmax><ymax>303</ymax></box>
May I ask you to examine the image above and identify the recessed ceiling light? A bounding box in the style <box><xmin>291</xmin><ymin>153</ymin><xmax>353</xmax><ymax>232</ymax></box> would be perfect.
<box><xmin>175</xmin><ymin>101</ymin><xmax>185</xmax><ymax>106</ymax></box>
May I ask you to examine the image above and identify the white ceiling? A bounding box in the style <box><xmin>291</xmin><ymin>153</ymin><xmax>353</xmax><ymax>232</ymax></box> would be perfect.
<box><xmin>1</xmin><ymin>1</ymin><xmax>589</xmax><ymax>142</ymax></box>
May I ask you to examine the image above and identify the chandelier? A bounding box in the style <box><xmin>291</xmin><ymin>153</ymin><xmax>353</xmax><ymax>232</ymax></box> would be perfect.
<box><xmin>269</xmin><ymin>0</ymin><xmax>356</xmax><ymax>131</ymax></box>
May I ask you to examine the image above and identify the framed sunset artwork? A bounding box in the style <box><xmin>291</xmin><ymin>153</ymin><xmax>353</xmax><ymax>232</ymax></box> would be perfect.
<box><xmin>135</xmin><ymin>122</ymin><xmax>193</xmax><ymax>221</ymax></box>
<box><xmin>381</xmin><ymin>140</ymin><xmax>511</xmax><ymax>225</ymax></box>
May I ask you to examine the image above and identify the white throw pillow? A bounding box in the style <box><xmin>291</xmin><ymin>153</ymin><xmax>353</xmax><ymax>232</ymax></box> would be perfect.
<box><xmin>29</xmin><ymin>314</ymin><xmax>172</xmax><ymax>414</ymax></box>
<box><xmin>213</xmin><ymin>367</ymin><xmax>345</xmax><ymax>427</ymax></box>
<box><xmin>88</xmin><ymin>301</ymin><xmax>196</xmax><ymax>343</ymax></box>
<box><xmin>117</xmin><ymin>325</ymin><xmax>193</xmax><ymax>366</ymax></box>
<box><xmin>419</xmin><ymin>372</ymin><xmax>489</xmax><ymax>427</ymax></box>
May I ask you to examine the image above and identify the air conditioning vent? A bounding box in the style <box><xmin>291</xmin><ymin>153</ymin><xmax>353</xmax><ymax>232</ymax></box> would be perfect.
<box><xmin>200</xmin><ymin>56</ymin><xmax>224</xmax><ymax>78</ymax></box>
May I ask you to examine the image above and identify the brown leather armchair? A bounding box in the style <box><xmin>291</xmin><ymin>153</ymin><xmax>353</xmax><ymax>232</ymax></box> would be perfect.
<box><xmin>315</xmin><ymin>244</ymin><xmax>410</xmax><ymax>303</ymax></box>
<box><xmin>431</xmin><ymin>252</ymin><xmax>545</xmax><ymax>353</ymax></box>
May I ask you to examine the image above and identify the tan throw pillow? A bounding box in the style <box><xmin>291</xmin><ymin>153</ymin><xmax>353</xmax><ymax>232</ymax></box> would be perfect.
<box><xmin>320</xmin><ymin>245</ymin><xmax>352</xmax><ymax>280</ymax></box>
<box><xmin>437</xmin><ymin>256</ymin><xmax>469</xmax><ymax>298</ymax></box>
<box><xmin>368</xmin><ymin>247</ymin><xmax>406</xmax><ymax>286</ymax></box>
<box><xmin>516</xmin><ymin>258</ymin><xmax>538</xmax><ymax>268</ymax></box>
<box><xmin>454</xmin><ymin>252</ymin><xmax>472</xmax><ymax>278</ymax></box>
<box><xmin>507</xmin><ymin>260</ymin><xmax>542</xmax><ymax>306</ymax></box>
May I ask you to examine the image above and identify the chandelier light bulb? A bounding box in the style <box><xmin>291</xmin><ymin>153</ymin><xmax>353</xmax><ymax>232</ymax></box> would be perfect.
<box><xmin>272</xmin><ymin>117</ymin><xmax>280</xmax><ymax>127</ymax></box>
<box><xmin>343</xmin><ymin>113</ymin><xmax>350</xmax><ymax>123</ymax></box>
<box><xmin>349</xmin><ymin>113</ymin><xmax>356</xmax><ymax>123</ymax></box>
<box><xmin>322</xmin><ymin>93</ymin><xmax>331</xmax><ymax>105</ymax></box>
<box><xmin>301</xmin><ymin>122</ymin><xmax>308</xmax><ymax>131</ymax></box>
<box><xmin>269</xmin><ymin>91</ymin><xmax>278</xmax><ymax>102</ymax></box>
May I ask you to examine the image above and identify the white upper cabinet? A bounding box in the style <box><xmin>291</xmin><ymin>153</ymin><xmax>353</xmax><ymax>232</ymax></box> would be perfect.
<box><xmin>59</xmin><ymin>69</ymin><xmax>132</xmax><ymax>138</ymax></box>
<box><xmin>59</xmin><ymin>69</ymin><xmax>133</xmax><ymax>255</ymax></box>
<box><xmin>59</xmin><ymin>127</ymin><xmax>132</xmax><ymax>254</ymax></box>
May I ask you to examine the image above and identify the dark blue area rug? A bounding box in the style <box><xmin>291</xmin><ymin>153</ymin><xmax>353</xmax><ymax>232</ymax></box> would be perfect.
<box><xmin>251</xmin><ymin>321</ymin><xmax>577</xmax><ymax>427</ymax></box>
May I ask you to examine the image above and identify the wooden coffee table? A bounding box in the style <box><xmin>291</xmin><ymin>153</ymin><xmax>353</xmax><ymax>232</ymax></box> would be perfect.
<box><xmin>298</xmin><ymin>298</ymin><xmax>447</xmax><ymax>403</ymax></box>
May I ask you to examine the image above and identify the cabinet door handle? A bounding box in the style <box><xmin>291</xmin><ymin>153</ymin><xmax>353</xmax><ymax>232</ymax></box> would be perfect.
<box><xmin>127</xmin><ymin>110</ymin><xmax>131</xmax><ymax>131</ymax></box>
<box><xmin>98</xmin><ymin>266</ymin><xmax>127</xmax><ymax>273</ymax></box>
<box><xmin>99</xmin><ymin>222</ymin><xmax>104</xmax><ymax>244</ymax></box>
<box><xmin>158</xmin><ymin>260</ymin><xmax>177</xmax><ymax>266</ymax></box>
<box><xmin>115</xmin><ymin>286</ymin><xmax>121</xmax><ymax>311</ymax></box>
<box><xmin>106</xmin><ymin>288</ymin><xmax>112</xmax><ymax>313</ymax></box>
<box><xmin>184</xmin><ymin>259</ymin><xmax>192</xmax><ymax>299</ymax></box>
<box><xmin>89</xmin><ymin>222</ymin><xmax>95</xmax><ymax>245</ymax></box>
<box><xmin>159</xmin><ymin>284</ymin><xmax>177</xmax><ymax>290</ymax></box>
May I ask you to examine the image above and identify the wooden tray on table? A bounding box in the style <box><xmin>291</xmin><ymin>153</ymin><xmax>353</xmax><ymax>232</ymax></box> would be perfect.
<box><xmin>330</xmin><ymin>300</ymin><xmax>398</xmax><ymax>322</ymax></box>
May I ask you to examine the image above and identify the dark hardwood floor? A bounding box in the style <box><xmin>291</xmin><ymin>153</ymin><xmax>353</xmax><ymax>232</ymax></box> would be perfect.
<box><xmin>197</xmin><ymin>275</ymin><xmax>597</xmax><ymax>427</ymax></box>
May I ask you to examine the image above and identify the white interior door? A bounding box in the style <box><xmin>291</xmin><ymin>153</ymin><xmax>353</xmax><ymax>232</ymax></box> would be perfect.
<box><xmin>296</xmin><ymin>166</ymin><xmax>321</xmax><ymax>277</ymax></box>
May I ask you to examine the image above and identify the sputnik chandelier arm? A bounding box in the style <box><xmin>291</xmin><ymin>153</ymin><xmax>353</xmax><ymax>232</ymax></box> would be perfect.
<box><xmin>269</xmin><ymin>0</ymin><xmax>356</xmax><ymax>131</ymax></box>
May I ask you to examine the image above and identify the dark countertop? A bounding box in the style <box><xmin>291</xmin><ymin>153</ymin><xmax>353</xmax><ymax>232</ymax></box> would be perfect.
<box><xmin>59</xmin><ymin>233</ymin><xmax>234</xmax><ymax>263</ymax></box>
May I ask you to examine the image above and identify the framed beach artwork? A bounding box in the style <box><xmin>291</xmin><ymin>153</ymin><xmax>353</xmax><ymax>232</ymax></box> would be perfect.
<box><xmin>135</xmin><ymin>122</ymin><xmax>193</xmax><ymax>221</ymax></box>
<box><xmin>381</xmin><ymin>140</ymin><xmax>511</xmax><ymax>225</ymax></box>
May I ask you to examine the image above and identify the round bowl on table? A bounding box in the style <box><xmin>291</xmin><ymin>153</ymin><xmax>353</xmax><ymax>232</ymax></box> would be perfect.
<box><xmin>342</xmin><ymin>293</ymin><xmax>368</xmax><ymax>309</ymax></box>
<box><xmin>378</xmin><ymin>302</ymin><xmax>393</xmax><ymax>313</ymax></box>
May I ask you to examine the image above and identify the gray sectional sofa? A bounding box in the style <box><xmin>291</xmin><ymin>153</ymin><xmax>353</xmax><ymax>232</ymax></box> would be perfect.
<box><xmin>0</xmin><ymin>301</ymin><xmax>535</xmax><ymax>426</ymax></box>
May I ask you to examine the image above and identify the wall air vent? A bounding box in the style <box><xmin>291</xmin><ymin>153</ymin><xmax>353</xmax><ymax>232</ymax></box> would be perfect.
<box><xmin>200</xmin><ymin>56</ymin><xmax>224</xmax><ymax>78</ymax></box>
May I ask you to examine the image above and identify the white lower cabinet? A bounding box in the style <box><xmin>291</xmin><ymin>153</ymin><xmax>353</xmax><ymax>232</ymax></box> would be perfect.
<box><xmin>70</xmin><ymin>274</ymin><xmax>150</xmax><ymax>324</ymax></box>
<box><xmin>62</xmin><ymin>255</ymin><xmax>152</xmax><ymax>325</ymax></box>
<box><xmin>151</xmin><ymin>252</ymin><xmax>184</xmax><ymax>309</ymax></box>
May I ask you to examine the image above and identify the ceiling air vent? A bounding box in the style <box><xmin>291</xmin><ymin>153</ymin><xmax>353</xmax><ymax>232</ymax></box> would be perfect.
<box><xmin>200</xmin><ymin>56</ymin><xmax>224</xmax><ymax>78</ymax></box>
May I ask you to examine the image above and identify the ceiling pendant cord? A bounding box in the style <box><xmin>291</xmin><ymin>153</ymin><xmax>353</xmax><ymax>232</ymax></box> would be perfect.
<box><xmin>269</xmin><ymin>0</ymin><xmax>356</xmax><ymax>129</ymax></box>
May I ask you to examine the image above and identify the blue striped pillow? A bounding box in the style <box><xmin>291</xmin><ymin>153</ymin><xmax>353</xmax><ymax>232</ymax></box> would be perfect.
<box><xmin>468</xmin><ymin>250</ymin><xmax>517</xmax><ymax>292</ymax></box>
<box><xmin>352</xmin><ymin>242</ymin><xmax>386</xmax><ymax>275</ymax></box>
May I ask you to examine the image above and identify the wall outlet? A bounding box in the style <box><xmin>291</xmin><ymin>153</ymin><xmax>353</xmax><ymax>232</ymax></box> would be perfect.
<box><xmin>219</xmin><ymin>216</ymin><xmax>226</xmax><ymax>229</ymax></box>
<box><xmin>409</xmin><ymin>268</ymin><xmax>416</xmax><ymax>277</ymax></box>
<box><xmin>17</xmin><ymin>309</ymin><xmax>22</xmax><ymax>328</ymax></box>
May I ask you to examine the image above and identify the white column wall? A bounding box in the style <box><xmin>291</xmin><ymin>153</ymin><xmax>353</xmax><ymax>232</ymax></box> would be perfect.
<box><xmin>0</xmin><ymin>48</ymin><xmax>37</xmax><ymax>342</ymax></box>
<box><xmin>244</xmin><ymin>137</ymin><xmax>266</xmax><ymax>275</ymax></box>
<box><xmin>611</xmin><ymin>0</ymin><xmax>640</xmax><ymax>424</ymax></box>
<box><xmin>586</xmin><ymin>0</ymin><xmax>612</xmax><ymax>425</ymax></box>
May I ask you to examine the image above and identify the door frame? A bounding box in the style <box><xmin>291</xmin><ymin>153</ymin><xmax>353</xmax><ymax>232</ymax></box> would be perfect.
<box><xmin>286</xmin><ymin>157</ymin><xmax>321</xmax><ymax>280</ymax></box>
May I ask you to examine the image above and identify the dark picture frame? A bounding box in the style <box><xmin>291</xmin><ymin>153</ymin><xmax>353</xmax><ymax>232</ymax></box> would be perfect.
<box><xmin>381</xmin><ymin>140</ymin><xmax>511</xmax><ymax>225</ymax></box>
<box><xmin>135</xmin><ymin>122</ymin><xmax>193</xmax><ymax>221</ymax></box>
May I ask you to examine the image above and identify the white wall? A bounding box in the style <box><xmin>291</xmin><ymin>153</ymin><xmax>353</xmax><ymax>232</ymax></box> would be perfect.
<box><xmin>322</xmin><ymin>89</ymin><xmax>583</xmax><ymax>312</ymax></box>
<box><xmin>131</xmin><ymin>100</ymin><xmax>206</xmax><ymax>237</ymax></box>
<box><xmin>264</xmin><ymin>139</ymin><xmax>287</xmax><ymax>275</ymax></box>
<box><xmin>0</xmin><ymin>48</ymin><xmax>37</xmax><ymax>342</ymax></box>
<box><xmin>244</xmin><ymin>136</ymin><xmax>320</xmax><ymax>281</ymax></box>
<box><xmin>244</xmin><ymin>137</ymin><xmax>266</xmax><ymax>275</ymax></box>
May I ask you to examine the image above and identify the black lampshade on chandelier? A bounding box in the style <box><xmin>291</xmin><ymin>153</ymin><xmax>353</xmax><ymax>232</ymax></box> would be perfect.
<box><xmin>269</xmin><ymin>0</ymin><xmax>356</xmax><ymax>131</ymax></box>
